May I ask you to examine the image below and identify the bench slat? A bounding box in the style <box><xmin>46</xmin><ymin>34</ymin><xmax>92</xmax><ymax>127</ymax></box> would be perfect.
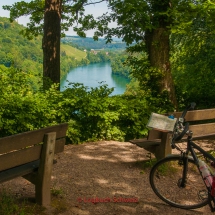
<box><xmin>0</xmin><ymin>123</ymin><xmax>68</xmax><ymax>154</ymax></box>
<box><xmin>190</xmin><ymin>123</ymin><xmax>215</xmax><ymax>137</ymax></box>
<box><xmin>191</xmin><ymin>133</ymin><xmax>215</xmax><ymax>140</ymax></box>
<box><xmin>0</xmin><ymin>138</ymin><xmax>65</xmax><ymax>172</ymax></box>
<box><xmin>129</xmin><ymin>138</ymin><xmax>160</xmax><ymax>147</ymax></box>
<box><xmin>172</xmin><ymin>109</ymin><xmax>215</xmax><ymax>121</ymax></box>
<box><xmin>0</xmin><ymin>145</ymin><xmax>42</xmax><ymax>172</ymax></box>
<box><xmin>0</xmin><ymin>160</ymin><xmax>40</xmax><ymax>183</ymax></box>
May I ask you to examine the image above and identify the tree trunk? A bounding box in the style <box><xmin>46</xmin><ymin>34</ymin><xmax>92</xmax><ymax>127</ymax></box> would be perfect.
<box><xmin>43</xmin><ymin>0</ymin><xmax>62</xmax><ymax>90</ymax></box>
<box><xmin>145</xmin><ymin>27</ymin><xmax>177</xmax><ymax>108</ymax></box>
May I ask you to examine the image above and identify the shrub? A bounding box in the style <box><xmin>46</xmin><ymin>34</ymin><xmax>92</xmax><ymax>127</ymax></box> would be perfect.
<box><xmin>0</xmin><ymin>67</ymin><xmax>172</xmax><ymax>142</ymax></box>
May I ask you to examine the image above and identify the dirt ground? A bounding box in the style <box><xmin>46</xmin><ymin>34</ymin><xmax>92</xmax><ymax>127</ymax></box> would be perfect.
<box><xmin>1</xmin><ymin>140</ymin><xmax>215</xmax><ymax>215</ymax></box>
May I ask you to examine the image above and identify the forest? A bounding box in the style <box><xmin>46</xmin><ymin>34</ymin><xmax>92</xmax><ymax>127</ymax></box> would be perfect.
<box><xmin>1</xmin><ymin>0</ymin><xmax>215</xmax><ymax>144</ymax></box>
<box><xmin>61</xmin><ymin>36</ymin><xmax>126</xmax><ymax>50</ymax></box>
<box><xmin>0</xmin><ymin>17</ymin><xmax>127</xmax><ymax>85</ymax></box>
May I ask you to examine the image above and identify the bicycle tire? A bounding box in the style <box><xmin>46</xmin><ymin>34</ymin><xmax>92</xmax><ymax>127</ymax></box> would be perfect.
<box><xmin>149</xmin><ymin>155</ymin><xmax>209</xmax><ymax>209</ymax></box>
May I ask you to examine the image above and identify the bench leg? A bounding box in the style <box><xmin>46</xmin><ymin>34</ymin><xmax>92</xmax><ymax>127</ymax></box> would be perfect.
<box><xmin>35</xmin><ymin>132</ymin><xmax>56</xmax><ymax>206</ymax></box>
<box><xmin>155</xmin><ymin>132</ymin><xmax>172</xmax><ymax>160</ymax></box>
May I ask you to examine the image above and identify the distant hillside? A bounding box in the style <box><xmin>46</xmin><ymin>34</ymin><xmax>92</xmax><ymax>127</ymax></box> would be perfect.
<box><xmin>0</xmin><ymin>17</ymin><xmax>86</xmax><ymax>80</ymax></box>
<box><xmin>0</xmin><ymin>16</ymin><xmax>128</xmax><ymax>87</ymax></box>
<box><xmin>0</xmin><ymin>17</ymin><xmax>43</xmax><ymax>72</ymax></box>
<box><xmin>61</xmin><ymin>44</ymin><xmax>86</xmax><ymax>61</ymax></box>
<box><xmin>61</xmin><ymin>36</ymin><xmax>127</xmax><ymax>50</ymax></box>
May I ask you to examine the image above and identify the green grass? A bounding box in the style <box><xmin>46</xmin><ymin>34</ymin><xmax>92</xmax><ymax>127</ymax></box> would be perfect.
<box><xmin>61</xmin><ymin>44</ymin><xmax>86</xmax><ymax>61</ymax></box>
<box><xmin>0</xmin><ymin>189</ymin><xmax>45</xmax><ymax>215</ymax></box>
<box><xmin>0</xmin><ymin>188</ymin><xmax>67</xmax><ymax>215</ymax></box>
<box><xmin>135</xmin><ymin>154</ymin><xmax>157</xmax><ymax>174</ymax></box>
<box><xmin>51</xmin><ymin>186</ymin><xmax>64</xmax><ymax>197</ymax></box>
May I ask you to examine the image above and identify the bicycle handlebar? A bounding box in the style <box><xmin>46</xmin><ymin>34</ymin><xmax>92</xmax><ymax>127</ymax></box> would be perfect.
<box><xmin>180</xmin><ymin>102</ymin><xmax>196</xmax><ymax>119</ymax></box>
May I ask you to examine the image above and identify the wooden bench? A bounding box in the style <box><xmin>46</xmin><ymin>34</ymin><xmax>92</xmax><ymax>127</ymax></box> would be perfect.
<box><xmin>129</xmin><ymin>108</ymin><xmax>215</xmax><ymax>160</ymax></box>
<box><xmin>0</xmin><ymin>123</ymin><xmax>68</xmax><ymax>206</ymax></box>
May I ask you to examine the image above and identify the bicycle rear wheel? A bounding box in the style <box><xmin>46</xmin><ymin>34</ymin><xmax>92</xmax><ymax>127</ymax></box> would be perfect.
<box><xmin>150</xmin><ymin>155</ymin><xmax>209</xmax><ymax>209</ymax></box>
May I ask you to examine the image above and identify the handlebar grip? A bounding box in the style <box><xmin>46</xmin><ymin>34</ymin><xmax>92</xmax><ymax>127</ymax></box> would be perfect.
<box><xmin>190</xmin><ymin>102</ymin><xmax>196</xmax><ymax>110</ymax></box>
<box><xmin>181</xmin><ymin>102</ymin><xmax>196</xmax><ymax>118</ymax></box>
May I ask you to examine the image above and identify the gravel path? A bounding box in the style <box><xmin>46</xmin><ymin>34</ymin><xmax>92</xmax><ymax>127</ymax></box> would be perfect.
<box><xmin>0</xmin><ymin>141</ymin><xmax>214</xmax><ymax>215</ymax></box>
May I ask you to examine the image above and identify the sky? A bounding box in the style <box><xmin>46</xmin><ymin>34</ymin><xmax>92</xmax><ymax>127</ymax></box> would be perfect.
<box><xmin>0</xmin><ymin>0</ymin><xmax>111</xmax><ymax>37</ymax></box>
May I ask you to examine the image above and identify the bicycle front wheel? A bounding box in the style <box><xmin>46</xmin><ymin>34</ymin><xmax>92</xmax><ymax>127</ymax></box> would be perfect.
<box><xmin>150</xmin><ymin>155</ymin><xmax>209</xmax><ymax>209</ymax></box>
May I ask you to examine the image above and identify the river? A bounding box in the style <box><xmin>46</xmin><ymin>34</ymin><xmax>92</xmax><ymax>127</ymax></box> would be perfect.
<box><xmin>60</xmin><ymin>62</ymin><xmax>130</xmax><ymax>95</ymax></box>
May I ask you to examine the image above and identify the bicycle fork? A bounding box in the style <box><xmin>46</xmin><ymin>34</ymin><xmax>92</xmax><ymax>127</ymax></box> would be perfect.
<box><xmin>177</xmin><ymin>153</ymin><xmax>188</xmax><ymax>188</ymax></box>
<box><xmin>208</xmin><ymin>193</ymin><xmax>215</xmax><ymax>212</ymax></box>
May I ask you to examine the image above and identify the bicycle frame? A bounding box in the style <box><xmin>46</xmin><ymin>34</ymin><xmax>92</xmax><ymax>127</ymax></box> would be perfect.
<box><xmin>179</xmin><ymin>133</ymin><xmax>215</xmax><ymax>211</ymax></box>
<box><xmin>187</xmin><ymin>139</ymin><xmax>215</xmax><ymax>166</ymax></box>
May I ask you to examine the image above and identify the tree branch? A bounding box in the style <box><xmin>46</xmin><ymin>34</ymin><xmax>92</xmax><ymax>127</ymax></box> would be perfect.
<box><xmin>84</xmin><ymin>0</ymin><xmax>107</xmax><ymax>6</ymax></box>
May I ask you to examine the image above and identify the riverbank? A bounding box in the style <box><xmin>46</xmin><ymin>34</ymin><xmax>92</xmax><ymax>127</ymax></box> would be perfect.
<box><xmin>60</xmin><ymin>62</ymin><xmax>130</xmax><ymax>95</ymax></box>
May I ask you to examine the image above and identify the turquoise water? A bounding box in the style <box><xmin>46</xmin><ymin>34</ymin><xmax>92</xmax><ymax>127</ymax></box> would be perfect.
<box><xmin>60</xmin><ymin>62</ymin><xmax>130</xmax><ymax>95</ymax></box>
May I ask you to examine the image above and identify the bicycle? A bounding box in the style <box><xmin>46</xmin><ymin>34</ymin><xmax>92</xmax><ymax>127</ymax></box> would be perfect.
<box><xmin>149</xmin><ymin>102</ymin><xmax>215</xmax><ymax>211</ymax></box>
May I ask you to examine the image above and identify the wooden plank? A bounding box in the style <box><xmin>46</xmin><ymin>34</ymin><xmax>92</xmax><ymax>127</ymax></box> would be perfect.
<box><xmin>129</xmin><ymin>138</ymin><xmax>160</xmax><ymax>155</ymax></box>
<box><xmin>171</xmin><ymin>109</ymin><xmax>215</xmax><ymax>121</ymax></box>
<box><xmin>0</xmin><ymin>145</ymin><xmax>42</xmax><ymax>172</ymax></box>
<box><xmin>136</xmin><ymin>142</ymin><xmax>160</xmax><ymax>148</ymax></box>
<box><xmin>147</xmin><ymin>129</ymin><xmax>162</xmax><ymax>140</ymax></box>
<box><xmin>22</xmin><ymin>172</ymin><xmax>37</xmax><ymax>185</ymax></box>
<box><xmin>191</xmin><ymin>133</ymin><xmax>215</xmax><ymax>140</ymax></box>
<box><xmin>23</xmin><ymin>160</ymin><xmax>57</xmax><ymax>185</ymax></box>
<box><xmin>0</xmin><ymin>138</ymin><xmax>65</xmax><ymax>172</ymax></box>
<box><xmin>0</xmin><ymin>160</ymin><xmax>39</xmax><ymax>183</ymax></box>
<box><xmin>36</xmin><ymin>132</ymin><xmax>56</xmax><ymax>206</ymax></box>
<box><xmin>189</xmin><ymin>123</ymin><xmax>215</xmax><ymax>138</ymax></box>
<box><xmin>129</xmin><ymin>138</ymin><xmax>160</xmax><ymax>147</ymax></box>
<box><xmin>54</xmin><ymin>138</ymin><xmax>65</xmax><ymax>153</ymax></box>
<box><xmin>0</xmin><ymin>123</ymin><xmax>68</xmax><ymax>154</ymax></box>
<box><xmin>155</xmin><ymin>132</ymin><xmax>172</xmax><ymax>160</ymax></box>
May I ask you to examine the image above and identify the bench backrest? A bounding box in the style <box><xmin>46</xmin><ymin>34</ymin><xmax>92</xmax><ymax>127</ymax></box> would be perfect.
<box><xmin>0</xmin><ymin>123</ymin><xmax>68</xmax><ymax>172</ymax></box>
<box><xmin>173</xmin><ymin>108</ymin><xmax>215</xmax><ymax>139</ymax></box>
<box><xmin>148</xmin><ymin>108</ymin><xmax>215</xmax><ymax>140</ymax></box>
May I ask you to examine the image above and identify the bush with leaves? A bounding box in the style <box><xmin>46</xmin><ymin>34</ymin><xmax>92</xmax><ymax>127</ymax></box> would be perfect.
<box><xmin>0</xmin><ymin>66</ymin><xmax>59</xmax><ymax>136</ymax></box>
<box><xmin>0</xmin><ymin>66</ymin><xmax>173</xmax><ymax>142</ymax></box>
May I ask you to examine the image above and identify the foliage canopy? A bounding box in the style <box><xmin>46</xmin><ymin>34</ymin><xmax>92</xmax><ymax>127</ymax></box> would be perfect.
<box><xmin>0</xmin><ymin>66</ymin><xmax>172</xmax><ymax>142</ymax></box>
